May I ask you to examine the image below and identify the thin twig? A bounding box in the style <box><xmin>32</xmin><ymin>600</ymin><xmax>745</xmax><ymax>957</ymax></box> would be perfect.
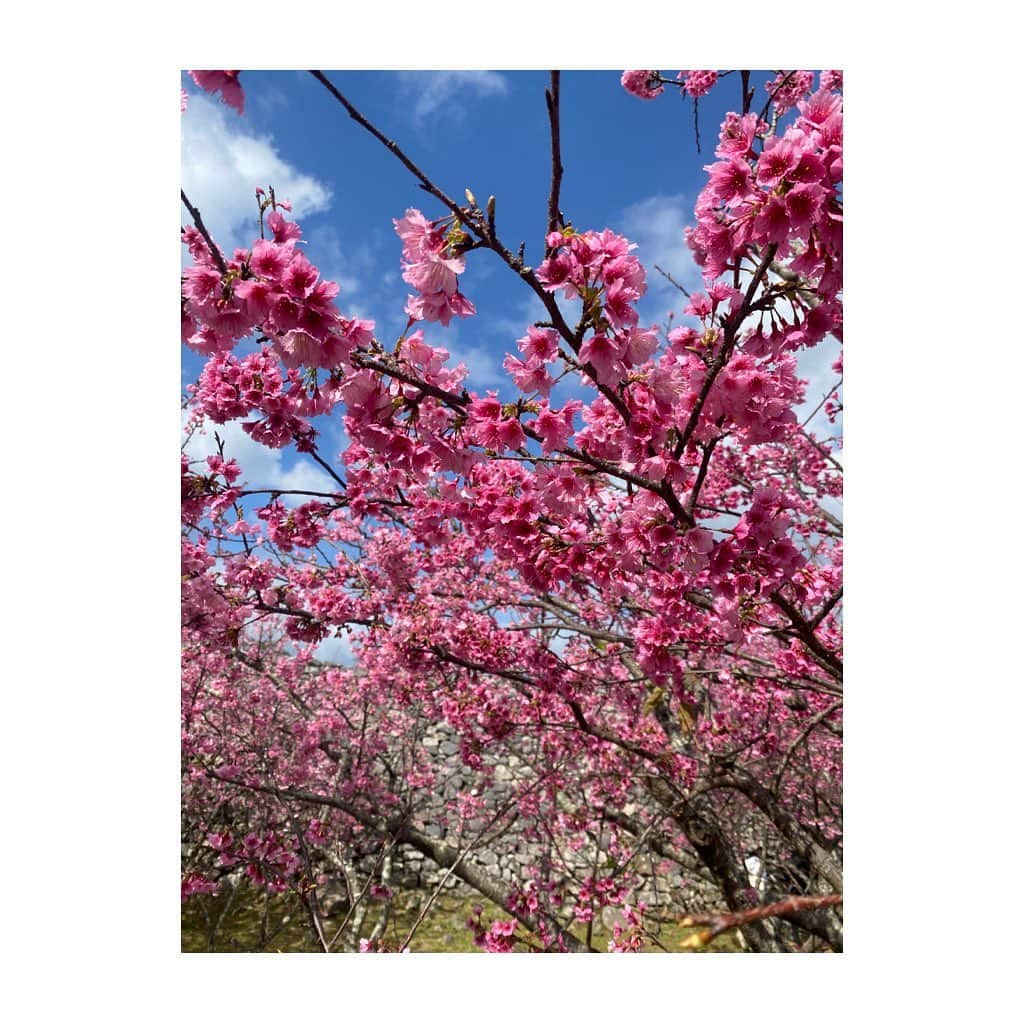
<box><xmin>309</xmin><ymin>71</ymin><xmax>467</xmax><ymax>226</ymax></box>
<box><xmin>396</xmin><ymin>784</ymin><xmax>533</xmax><ymax>953</ymax></box>
<box><xmin>800</xmin><ymin>379</ymin><xmax>842</xmax><ymax>429</ymax></box>
<box><xmin>772</xmin><ymin>700</ymin><xmax>843</xmax><ymax>798</ymax></box>
<box><xmin>653</xmin><ymin>263</ymin><xmax>691</xmax><ymax>299</ymax></box>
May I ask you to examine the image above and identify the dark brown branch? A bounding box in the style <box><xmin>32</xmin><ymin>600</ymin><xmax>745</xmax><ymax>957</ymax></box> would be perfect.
<box><xmin>564</xmin><ymin>698</ymin><xmax>663</xmax><ymax>765</ymax></box>
<box><xmin>674</xmin><ymin>244</ymin><xmax>778</xmax><ymax>459</ymax></box>
<box><xmin>306</xmin><ymin>447</ymin><xmax>348</xmax><ymax>491</ymax></box>
<box><xmin>808</xmin><ymin>586</ymin><xmax>843</xmax><ymax>631</ymax></box>
<box><xmin>309</xmin><ymin>71</ymin><xmax>467</xmax><ymax>226</ymax></box>
<box><xmin>740</xmin><ymin>70</ymin><xmax>753</xmax><ymax>116</ymax></box>
<box><xmin>544</xmin><ymin>71</ymin><xmax>564</xmax><ymax>242</ymax></box>
<box><xmin>686</xmin><ymin>435</ymin><xmax>723</xmax><ymax>516</ymax></box>
<box><xmin>771</xmin><ymin>592</ymin><xmax>843</xmax><ymax>678</ymax></box>
<box><xmin>351</xmin><ymin>352</ymin><xmax>468</xmax><ymax>409</ymax></box>
<box><xmin>181</xmin><ymin>189</ymin><xmax>228</xmax><ymax>275</ymax></box>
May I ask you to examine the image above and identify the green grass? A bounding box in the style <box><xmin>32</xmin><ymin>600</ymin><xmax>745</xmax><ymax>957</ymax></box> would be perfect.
<box><xmin>181</xmin><ymin>883</ymin><xmax>743</xmax><ymax>953</ymax></box>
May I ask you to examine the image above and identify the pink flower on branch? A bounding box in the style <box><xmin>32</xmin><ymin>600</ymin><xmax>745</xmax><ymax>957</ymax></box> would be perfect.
<box><xmin>678</xmin><ymin>70</ymin><xmax>718</xmax><ymax>98</ymax></box>
<box><xmin>394</xmin><ymin>208</ymin><xmax>476</xmax><ymax>326</ymax></box>
<box><xmin>467</xmin><ymin>394</ymin><xmax>526</xmax><ymax>452</ymax></box>
<box><xmin>620</xmin><ymin>70</ymin><xmax>663</xmax><ymax>99</ymax></box>
<box><xmin>188</xmin><ymin>70</ymin><xmax>245</xmax><ymax>114</ymax></box>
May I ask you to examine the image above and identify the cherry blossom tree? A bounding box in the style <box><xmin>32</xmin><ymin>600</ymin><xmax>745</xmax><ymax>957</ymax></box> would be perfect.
<box><xmin>181</xmin><ymin>68</ymin><xmax>843</xmax><ymax>952</ymax></box>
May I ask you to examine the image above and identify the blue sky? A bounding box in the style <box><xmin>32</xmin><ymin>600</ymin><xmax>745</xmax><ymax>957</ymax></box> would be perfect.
<box><xmin>182</xmin><ymin>69</ymin><xmax>839</xmax><ymax>481</ymax></box>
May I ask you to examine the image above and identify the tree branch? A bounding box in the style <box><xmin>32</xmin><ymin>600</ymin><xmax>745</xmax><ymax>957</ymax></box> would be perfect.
<box><xmin>679</xmin><ymin>893</ymin><xmax>842</xmax><ymax>948</ymax></box>
<box><xmin>181</xmin><ymin>189</ymin><xmax>228</xmax><ymax>275</ymax></box>
<box><xmin>544</xmin><ymin>71</ymin><xmax>564</xmax><ymax>243</ymax></box>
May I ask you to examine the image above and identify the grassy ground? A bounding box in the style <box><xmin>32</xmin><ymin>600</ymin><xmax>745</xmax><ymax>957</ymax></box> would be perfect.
<box><xmin>181</xmin><ymin>884</ymin><xmax>743</xmax><ymax>953</ymax></box>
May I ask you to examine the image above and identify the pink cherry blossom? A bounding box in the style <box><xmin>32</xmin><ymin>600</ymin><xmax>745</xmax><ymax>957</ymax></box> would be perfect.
<box><xmin>620</xmin><ymin>70</ymin><xmax>663</xmax><ymax>99</ymax></box>
<box><xmin>188</xmin><ymin>70</ymin><xmax>245</xmax><ymax>114</ymax></box>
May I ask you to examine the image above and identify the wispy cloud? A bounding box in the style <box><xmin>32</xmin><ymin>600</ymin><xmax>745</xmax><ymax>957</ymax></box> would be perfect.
<box><xmin>618</xmin><ymin>193</ymin><xmax>701</xmax><ymax>325</ymax></box>
<box><xmin>181</xmin><ymin>93</ymin><xmax>331</xmax><ymax>254</ymax></box>
<box><xmin>434</xmin><ymin>321</ymin><xmax>508</xmax><ymax>393</ymax></box>
<box><xmin>396</xmin><ymin>71</ymin><xmax>508</xmax><ymax>125</ymax></box>
<box><xmin>314</xmin><ymin>628</ymin><xmax>365</xmax><ymax>666</ymax></box>
<box><xmin>794</xmin><ymin>335</ymin><xmax>842</xmax><ymax>435</ymax></box>
<box><xmin>183</xmin><ymin>416</ymin><xmax>339</xmax><ymax>507</ymax></box>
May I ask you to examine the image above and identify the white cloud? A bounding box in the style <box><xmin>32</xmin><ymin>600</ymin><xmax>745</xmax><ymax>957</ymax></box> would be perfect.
<box><xmin>618</xmin><ymin>193</ymin><xmax>702</xmax><ymax>323</ymax></box>
<box><xmin>314</xmin><ymin>631</ymin><xmax>356</xmax><ymax>666</ymax></box>
<box><xmin>181</xmin><ymin>93</ymin><xmax>332</xmax><ymax>254</ymax></box>
<box><xmin>794</xmin><ymin>334</ymin><xmax>842</xmax><ymax>435</ymax></box>
<box><xmin>443</xmin><ymin>332</ymin><xmax>507</xmax><ymax>393</ymax></box>
<box><xmin>396</xmin><ymin>71</ymin><xmax>508</xmax><ymax>124</ymax></box>
<box><xmin>183</xmin><ymin>416</ymin><xmax>339</xmax><ymax>507</ymax></box>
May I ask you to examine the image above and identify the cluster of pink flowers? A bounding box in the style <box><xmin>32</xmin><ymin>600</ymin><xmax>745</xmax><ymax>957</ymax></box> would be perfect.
<box><xmin>502</xmin><ymin>327</ymin><xmax>559</xmax><ymax>397</ymax></box>
<box><xmin>393</xmin><ymin>208</ymin><xmax>476</xmax><ymax>326</ymax></box>
<box><xmin>536</xmin><ymin>228</ymin><xmax>656</xmax><ymax>387</ymax></box>
<box><xmin>573</xmin><ymin>876</ymin><xmax>628</xmax><ymax>923</ymax></box>
<box><xmin>820</xmin><ymin>69</ymin><xmax>843</xmax><ymax>92</ymax></box>
<box><xmin>765</xmin><ymin>70</ymin><xmax>816</xmax><ymax>115</ymax></box>
<box><xmin>725</xmin><ymin>485</ymin><xmax>806</xmax><ymax>587</ymax></box>
<box><xmin>465</xmin><ymin>906</ymin><xmax>520</xmax><ymax>952</ymax></box>
<box><xmin>687</xmin><ymin>84</ymin><xmax>843</xmax><ymax>296</ymax></box>
<box><xmin>620</xmin><ymin>70</ymin><xmax>663</xmax><ymax>99</ymax></box>
<box><xmin>190</xmin><ymin>349</ymin><xmax>322</xmax><ymax>450</ymax></box>
<box><xmin>678</xmin><ymin>69</ymin><xmax>719</xmax><ymax>98</ymax></box>
<box><xmin>607</xmin><ymin>903</ymin><xmax>647</xmax><ymax>953</ymax></box>
<box><xmin>531</xmin><ymin>398</ymin><xmax>580</xmax><ymax>455</ymax></box>
<box><xmin>188</xmin><ymin>70</ymin><xmax>245</xmax><ymax>114</ymax></box>
<box><xmin>182</xmin><ymin>210</ymin><xmax>375</xmax><ymax>372</ymax></box>
<box><xmin>256</xmin><ymin>501</ymin><xmax>331</xmax><ymax>554</ymax></box>
<box><xmin>466</xmin><ymin>394</ymin><xmax>527</xmax><ymax>453</ymax></box>
<box><xmin>182</xmin><ymin>830</ymin><xmax>300</xmax><ymax>897</ymax></box>
<box><xmin>181</xmin><ymin>453</ymin><xmax>242</xmax><ymax>526</ymax></box>
<box><xmin>668</xmin><ymin>342</ymin><xmax>806</xmax><ymax>444</ymax></box>
<box><xmin>181</xmin><ymin>873</ymin><xmax>218</xmax><ymax>901</ymax></box>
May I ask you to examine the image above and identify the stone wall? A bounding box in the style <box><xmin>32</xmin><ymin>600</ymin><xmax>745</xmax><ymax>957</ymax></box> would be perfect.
<box><xmin>357</xmin><ymin>720</ymin><xmax>723</xmax><ymax>915</ymax></box>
